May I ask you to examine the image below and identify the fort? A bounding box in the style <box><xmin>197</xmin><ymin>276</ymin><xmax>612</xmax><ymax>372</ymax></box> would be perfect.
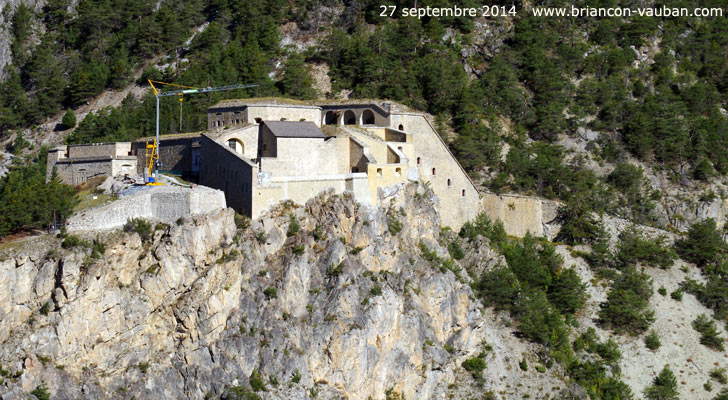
<box><xmin>48</xmin><ymin>99</ymin><xmax>556</xmax><ymax>234</ymax></box>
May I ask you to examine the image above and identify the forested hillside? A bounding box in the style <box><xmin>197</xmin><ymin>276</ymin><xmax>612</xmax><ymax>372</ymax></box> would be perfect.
<box><xmin>2</xmin><ymin>0</ymin><xmax>727</xmax><ymax>189</ymax></box>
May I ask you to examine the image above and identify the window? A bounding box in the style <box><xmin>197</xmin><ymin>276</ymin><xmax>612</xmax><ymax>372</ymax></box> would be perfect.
<box><xmin>227</xmin><ymin>139</ymin><xmax>236</xmax><ymax>150</ymax></box>
<box><xmin>398</xmin><ymin>124</ymin><xmax>404</xmax><ymax>130</ymax></box>
<box><xmin>462</xmin><ymin>190</ymin><xmax>466</xmax><ymax>197</ymax></box>
<box><xmin>280</xmin><ymin>118</ymin><xmax>287</xmax><ymax>121</ymax></box>
<box><xmin>300</xmin><ymin>118</ymin><xmax>306</xmax><ymax>121</ymax></box>
<box><xmin>395</xmin><ymin>168</ymin><xmax>401</xmax><ymax>176</ymax></box>
<box><xmin>376</xmin><ymin>168</ymin><xmax>383</xmax><ymax>177</ymax></box>
<box><xmin>432</xmin><ymin>168</ymin><xmax>436</xmax><ymax>176</ymax></box>
<box><xmin>416</xmin><ymin>157</ymin><xmax>421</xmax><ymax>165</ymax></box>
<box><xmin>447</xmin><ymin>178</ymin><xmax>451</xmax><ymax>187</ymax></box>
<box><xmin>255</xmin><ymin>118</ymin><xmax>262</xmax><ymax>124</ymax></box>
<box><xmin>397</xmin><ymin>146</ymin><xmax>403</xmax><ymax>152</ymax></box>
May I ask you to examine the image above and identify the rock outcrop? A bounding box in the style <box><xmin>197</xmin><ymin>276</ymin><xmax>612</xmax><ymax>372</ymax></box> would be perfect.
<box><xmin>0</xmin><ymin>183</ymin><xmax>502</xmax><ymax>399</ymax></box>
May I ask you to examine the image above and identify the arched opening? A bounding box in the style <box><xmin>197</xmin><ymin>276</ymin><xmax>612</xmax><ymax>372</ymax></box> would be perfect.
<box><xmin>280</xmin><ymin>118</ymin><xmax>287</xmax><ymax>121</ymax></box>
<box><xmin>324</xmin><ymin>111</ymin><xmax>337</xmax><ymax>125</ymax></box>
<box><xmin>432</xmin><ymin>168</ymin><xmax>436</xmax><ymax>176</ymax></box>
<box><xmin>255</xmin><ymin>118</ymin><xmax>262</xmax><ymax>124</ymax></box>
<box><xmin>362</xmin><ymin>109</ymin><xmax>375</xmax><ymax>125</ymax></box>
<box><xmin>344</xmin><ymin>110</ymin><xmax>356</xmax><ymax>125</ymax></box>
<box><xmin>447</xmin><ymin>178</ymin><xmax>451</xmax><ymax>187</ymax></box>
<box><xmin>398</xmin><ymin>124</ymin><xmax>404</xmax><ymax>131</ymax></box>
<box><xmin>300</xmin><ymin>118</ymin><xmax>306</xmax><ymax>121</ymax></box>
<box><xmin>376</xmin><ymin>168</ymin><xmax>383</xmax><ymax>177</ymax></box>
<box><xmin>461</xmin><ymin>190</ymin><xmax>466</xmax><ymax>197</ymax></box>
<box><xmin>227</xmin><ymin>138</ymin><xmax>244</xmax><ymax>154</ymax></box>
<box><xmin>395</xmin><ymin>168</ymin><xmax>401</xmax><ymax>176</ymax></box>
<box><xmin>416</xmin><ymin>157</ymin><xmax>421</xmax><ymax>165</ymax></box>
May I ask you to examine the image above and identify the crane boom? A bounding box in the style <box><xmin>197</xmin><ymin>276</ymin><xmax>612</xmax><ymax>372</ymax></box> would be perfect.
<box><xmin>145</xmin><ymin>80</ymin><xmax>259</xmax><ymax>185</ymax></box>
<box><xmin>157</xmin><ymin>84</ymin><xmax>259</xmax><ymax>97</ymax></box>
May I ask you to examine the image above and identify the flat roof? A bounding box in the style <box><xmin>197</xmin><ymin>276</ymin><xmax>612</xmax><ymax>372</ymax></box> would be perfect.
<box><xmin>263</xmin><ymin>121</ymin><xmax>325</xmax><ymax>138</ymax></box>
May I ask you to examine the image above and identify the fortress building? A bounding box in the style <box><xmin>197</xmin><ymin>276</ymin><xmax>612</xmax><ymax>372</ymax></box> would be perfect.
<box><xmin>46</xmin><ymin>142</ymin><xmax>138</xmax><ymax>185</ymax></box>
<box><xmin>51</xmin><ymin>99</ymin><xmax>552</xmax><ymax>232</ymax></box>
<box><xmin>200</xmin><ymin>99</ymin><xmax>480</xmax><ymax>228</ymax></box>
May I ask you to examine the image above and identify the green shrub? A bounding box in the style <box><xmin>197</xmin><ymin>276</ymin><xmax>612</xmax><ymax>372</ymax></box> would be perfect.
<box><xmin>39</xmin><ymin>302</ymin><xmax>50</xmax><ymax>316</ymax></box>
<box><xmin>596</xmin><ymin>339</ymin><xmax>621</xmax><ymax>365</ymax></box>
<box><xmin>255</xmin><ymin>231</ymin><xmax>267</xmax><ymax>244</ymax></box>
<box><xmin>62</xmin><ymin>109</ymin><xmax>77</xmax><ymax>129</ymax></box>
<box><xmin>567</xmin><ymin>360</ymin><xmax>634</xmax><ymax>400</ymax></box>
<box><xmin>644</xmin><ymin>367</ymin><xmax>679</xmax><ymax>400</ymax></box>
<box><xmin>90</xmin><ymin>238</ymin><xmax>105</xmax><ymax>259</ymax></box>
<box><xmin>555</xmin><ymin>203</ymin><xmax>604</xmax><ymax>245</ymax></box>
<box><xmin>234</xmin><ymin>213</ymin><xmax>249</xmax><ymax>230</ymax></box>
<box><xmin>222</xmin><ymin>386</ymin><xmax>262</xmax><ymax>400</ymax></box>
<box><xmin>598</xmin><ymin>268</ymin><xmax>654</xmax><ymax>335</ymax></box>
<box><xmin>504</xmin><ymin>233</ymin><xmax>561</xmax><ymax>291</ymax></box>
<box><xmin>311</xmin><ymin>225</ymin><xmax>323</xmax><ymax>240</ymax></box>
<box><xmin>249</xmin><ymin>369</ymin><xmax>266</xmax><ymax>392</ymax></box>
<box><xmin>287</xmin><ymin>215</ymin><xmax>300</xmax><ymax>237</ymax></box>
<box><xmin>572</xmin><ymin>327</ymin><xmax>599</xmax><ymax>353</ymax></box>
<box><xmin>675</xmin><ymin>218</ymin><xmax>726</xmax><ymax>267</ymax></box>
<box><xmin>670</xmin><ymin>288</ymin><xmax>683</xmax><ymax>301</ymax></box>
<box><xmin>547</xmin><ymin>268</ymin><xmax>587</xmax><ymax>315</ymax></box>
<box><xmin>658</xmin><ymin>286</ymin><xmax>667</xmax><ymax>296</ymax></box>
<box><xmin>459</xmin><ymin>212</ymin><xmax>506</xmax><ymax>248</ymax></box>
<box><xmin>462</xmin><ymin>352</ymin><xmax>487</xmax><ymax>381</ymax></box>
<box><xmin>714</xmin><ymin>388</ymin><xmax>728</xmax><ymax>400</ymax></box>
<box><xmin>615</xmin><ymin>226</ymin><xmax>676</xmax><ymax>268</ymax></box>
<box><xmin>710</xmin><ymin>367</ymin><xmax>728</xmax><ymax>384</ymax></box>
<box><xmin>475</xmin><ymin>267</ymin><xmax>520</xmax><ymax>311</ymax></box>
<box><xmin>137</xmin><ymin>362</ymin><xmax>150</xmax><ymax>373</ymax></box>
<box><xmin>124</xmin><ymin>218</ymin><xmax>152</xmax><ymax>242</ymax></box>
<box><xmin>693</xmin><ymin>314</ymin><xmax>725</xmax><ymax>351</ymax></box>
<box><xmin>645</xmin><ymin>331</ymin><xmax>661</xmax><ymax>350</ymax></box>
<box><xmin>291</xmin><ymin>369</ymin><xmax>301</xmax><ymax>383</ymax></box>
<box><xmin>292</xmin><ymin>245</ymin><xmax>305</xmax><ymax>255</ymax></box>
<box><xmin>30</xmin><ymin>382</ymin><xmax>51</xmax><ymax>400</ymax></box>
<box><xmin>263</xmin><ymin>287</ymin><xmax>277</xmax><ymax>299</ymax></box>
<box><xmin>516</xmin><ymin>290</ymin><xmax>572</xmax><ymax>362</ymax></box>
<box><xmin>370</xmin><ymin>285</ymin><xmax>382</xmax><ymax>296</ymax></box>
<box><xmin>61</xmin><ymin>234</ymin><xmax>87</xmax><ymax>249</ymax></box>
<box><xmin>519</xmin><ymin>355</ymin><xmax>528</xmax><ymax>371</ymax></box>
<box><xmin>447</xmin><ymin>239</ymin><xmax>465</xmax><ymax>260</ymax></box>
<box><xmin>387</xmin><ymin>214</ymin><xmax>402</xmax><ymax>235</ymax></box>
<box><xmin>327</xmin><ymin>262</ymin><xmax>344</xmax><ymax>277</ymax></box>
<box><xmin>694</xmin><ymin>158</ymin><xmax>715</xmax><ymax>180</ymax></box>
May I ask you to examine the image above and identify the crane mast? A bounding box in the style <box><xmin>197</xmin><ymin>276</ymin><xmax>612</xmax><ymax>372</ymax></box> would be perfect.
<box><xmin>145</xmin><ymin>80</ymin><xmax>258</xmax><ymax>185</ymax></box>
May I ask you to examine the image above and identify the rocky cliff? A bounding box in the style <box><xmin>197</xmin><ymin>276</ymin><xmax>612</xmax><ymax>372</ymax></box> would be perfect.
<box><xmin>0</xmin><ymin>183</ymin><xmax>540</xmax><ymax>400</ymax></box>
<box><xmin>0</xmin><ymin>0</ymin><xmax>45</xmax><ymax>80</ymax></box>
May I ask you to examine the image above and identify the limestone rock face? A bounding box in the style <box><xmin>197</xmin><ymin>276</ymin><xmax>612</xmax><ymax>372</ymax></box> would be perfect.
<box><xmin>0</xmin><ymin>184</ymin><xmax>496</xmax><ymax>400</ymax></box>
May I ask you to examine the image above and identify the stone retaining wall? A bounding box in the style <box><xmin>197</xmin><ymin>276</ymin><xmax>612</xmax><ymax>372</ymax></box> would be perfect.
<box><xmin>66</xmin><ymin>185</ymin><xmax>226</xmax><ymax>232</ymax></box>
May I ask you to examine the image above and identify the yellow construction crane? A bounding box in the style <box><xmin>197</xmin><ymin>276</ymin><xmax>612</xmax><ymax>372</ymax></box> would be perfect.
<box><xmin>145</xmin><ymin>80</ymin><xmax>258</xmax><ymax>185</ymax></box>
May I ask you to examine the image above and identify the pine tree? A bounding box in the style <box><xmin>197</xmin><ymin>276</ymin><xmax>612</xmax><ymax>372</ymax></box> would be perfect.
<box><xmin>278</xmin><ymin>53</ymin><xmax>317</xmax><ymax>100</ymax></box>
<box><xmin>62</xmin><ymin>109</ymin><xmax>76</xmax><ymax>129</ymax></box>
<box><xmin>644</xmin><ymin>367</ymin><xmax>679</xmax><ymax>400</ymax></box>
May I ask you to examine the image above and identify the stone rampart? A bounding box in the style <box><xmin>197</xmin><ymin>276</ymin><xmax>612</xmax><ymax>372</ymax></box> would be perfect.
<box><xmin>480</xmin><ymin>192</ymin><xmax>561</xmax><ymax>239</ymax></box>
<box><xmin>66</xmin><ymin>185</ymin><xmax>226</xmax><ymax>232</ymax></box>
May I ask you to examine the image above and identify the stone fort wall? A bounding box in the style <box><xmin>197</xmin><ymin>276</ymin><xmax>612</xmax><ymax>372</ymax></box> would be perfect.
<box><xmin>66</xmin><ymin>185</ymin><xmax>226</xmax><ymax>232</ymax></box>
